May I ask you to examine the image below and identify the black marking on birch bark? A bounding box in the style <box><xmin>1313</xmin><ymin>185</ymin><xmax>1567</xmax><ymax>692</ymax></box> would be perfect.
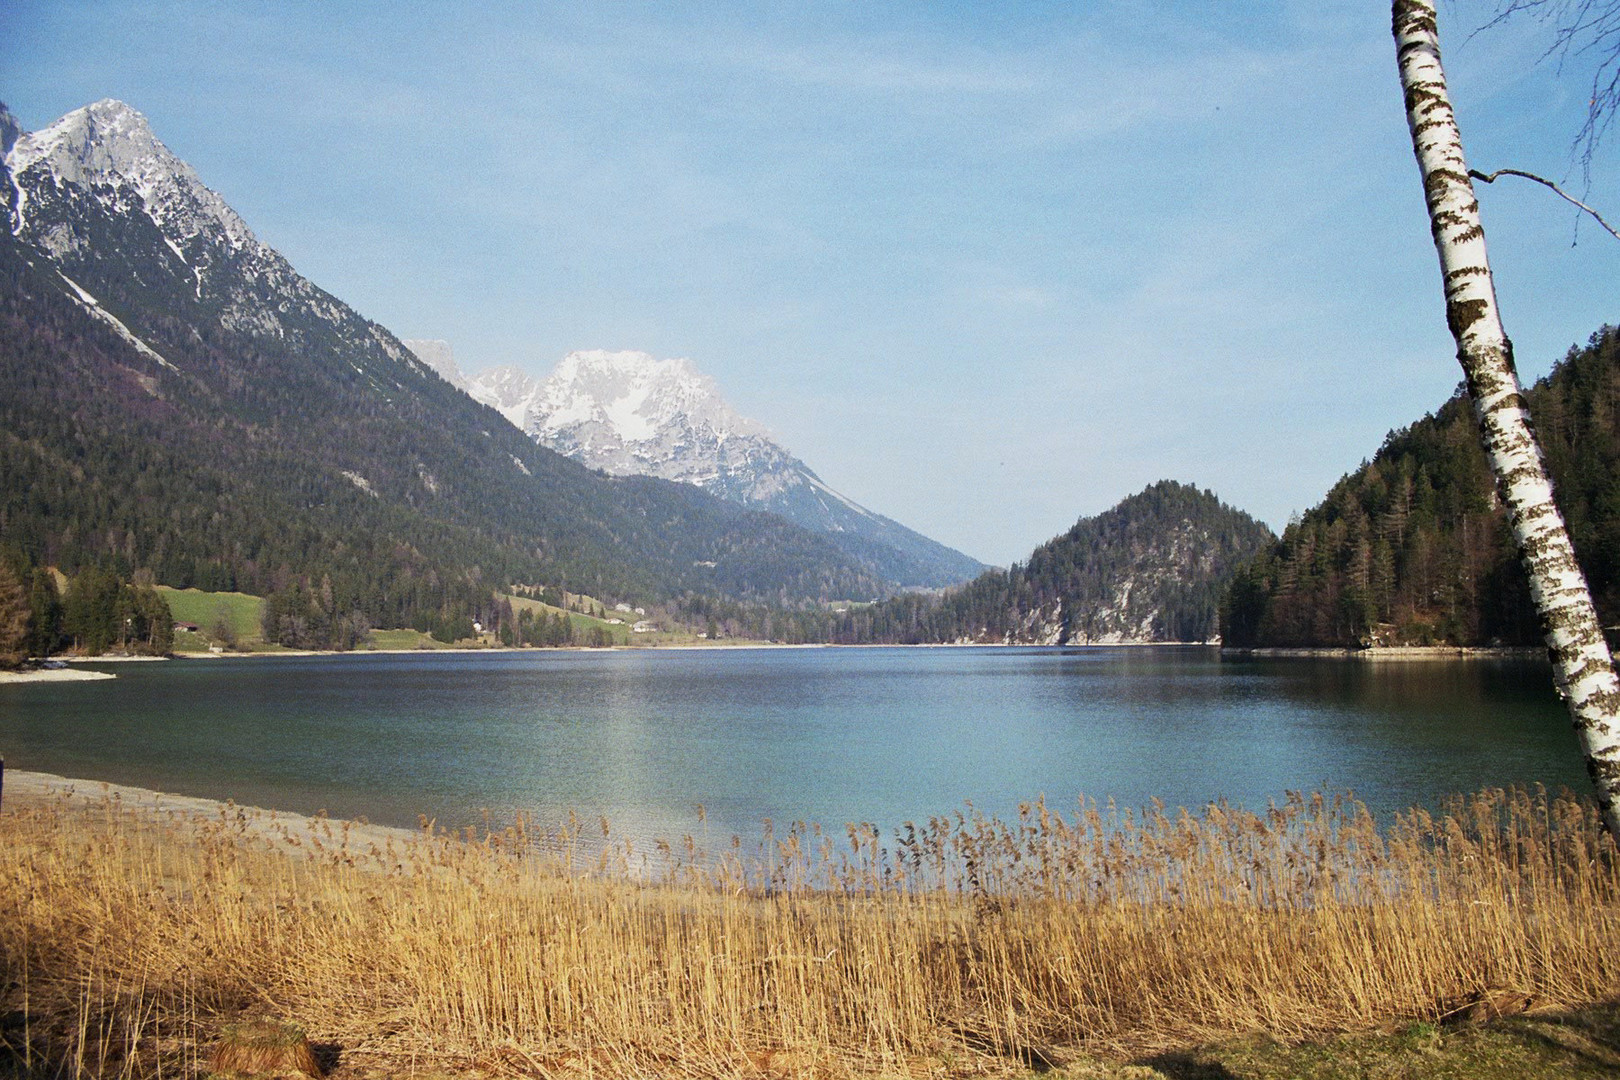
<box><xmin>1478</xmin><ymin>392</ymin><xmax>1526</xmax><ymax>417</ymax></box>
<box><xmin>1587</xmin><ymin>754</ymin><xmax>1620</xmax><ymax>791</ymax></box>
<box><xmin>1565</xmin><ymin>652</ymin><xmax>1607</xmax><ymax>681</ymax></box>
<box><xmin>1549</xmin><ymin>642</ymin><xmax>1593</xmax><ymax>671</ymax></box>
<box><xmin>1490</xmin><ymin>444</ymin><xmax>1536</xmax><ymax>471</ymax></box>
<box><xmin>1523</xmin><ymin>547</ymin><xmax>1579</xmax><ymax>578</ymax></box>
<box><xmin>1542</xmin><ymin>552</ymin><xmax>1583</xmax><ymax>577</ymax></box>
<box><xmin>1516</xmin><ymin>540</ymin><xmax>1555</xmax><ymax>566</ymax></box>
<box><xmin>1392</xmin><ymin>0</ymin><xmax>1438</xmax><ymax>38</ymax></box>
<box><xmin>1446</xmin><ymin>297</ymin><xmax>1489</xmax><ymax>338</ymax></box>
<box><xmin>1580</xmin><ymin>699</ymin><xmax>1620</xmax><ymax>729</ymax></box>
<box><xmin>1405</xmin><ymin>86</ymin><xmax>1446</xmax><ymax>117</ymax></box>
<box><xmin>1546</xmin><ymin>602</ymin><xmax>1594</xmax><ymax>634</ymax></box>
<box><xmin>1503</xmin><ymin>479</ymin><xmax>1552</xmax><ymax>507</ymax></box>
<box><xmin>1425</xmin><ymin>167</ymin><xmax>1469</xmax><ymax>196</ymax></box>
<box><xmin>1488</xmin><ymin>426</ymin><xmax>1534</xmax><ymax>450</ymax></box>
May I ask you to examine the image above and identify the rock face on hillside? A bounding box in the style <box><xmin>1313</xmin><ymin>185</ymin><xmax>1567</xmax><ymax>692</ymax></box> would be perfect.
<box><xmin>408</xmin><ymin>343</ymin><xmax>987</xmax><ymax>588</ymax></box>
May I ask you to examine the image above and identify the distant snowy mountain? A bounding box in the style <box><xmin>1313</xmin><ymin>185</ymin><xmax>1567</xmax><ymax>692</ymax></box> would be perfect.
<box><xmin>515</xmin><ymin>350</ymin><xmax>788</xmax><ymax>500</ymax></box>
<box><xmin>407</xmin><ymin>344</ymin><xmax>984</xmax><ymax>587</ymax></box>
<box><xmin>400</xmin><ymin>339</ymin><xmax>539</xmax><ymax>430</ymax></box>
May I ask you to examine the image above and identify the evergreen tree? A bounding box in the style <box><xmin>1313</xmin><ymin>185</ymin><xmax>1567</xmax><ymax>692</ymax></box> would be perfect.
<box><xmin>0</xmin><ymin>562</ymin><xmax>29</xmax><ymax>669</ymax></box>
<box><xmin>62</xmin><ymin>568</ymin><xmax>121</xmax><ymax>654</ymax></box>
<box><xmin>26</xmin><ymin>568</ymin><xmax>63</xmax><ymax>658</ymax></box>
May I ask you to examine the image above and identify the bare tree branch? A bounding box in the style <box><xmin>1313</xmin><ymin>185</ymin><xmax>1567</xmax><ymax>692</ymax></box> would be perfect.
<box><xmin>1469</xmin><ymin>165</ymin><xmax>1620</xmax><ymax>239</ymax></box>
<box><xmin>1473</xmin><ymin>0</ymin><xmax>1620</xmax><ymax>183</ymax></box>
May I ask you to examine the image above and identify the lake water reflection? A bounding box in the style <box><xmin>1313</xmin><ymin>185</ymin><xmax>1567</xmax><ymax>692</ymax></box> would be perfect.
<box><xmin>0</xmin><ymin>646</ymin><xmax>1586</xmax><ymax>843</ymax></box>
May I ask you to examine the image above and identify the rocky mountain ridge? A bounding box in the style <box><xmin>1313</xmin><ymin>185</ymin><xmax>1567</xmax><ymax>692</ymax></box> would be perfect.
<box><xmin>6</xmin><ymin>100</ymin><xmax>416</xmax><ymax>365</ymax></box>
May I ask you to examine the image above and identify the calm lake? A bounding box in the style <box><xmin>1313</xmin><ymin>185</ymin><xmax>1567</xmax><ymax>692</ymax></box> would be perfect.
<box><xmin>0</xmin><ymin>646</ymin><xmax>1589</xmax><ymax>842</ymax></box>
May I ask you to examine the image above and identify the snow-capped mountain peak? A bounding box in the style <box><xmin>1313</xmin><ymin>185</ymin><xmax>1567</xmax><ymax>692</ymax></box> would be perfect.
<box><xmin>7</xmin><ymin>99</ymin><xmax>255</xmax><ymax>251</ymax></box>
<box><xmin>425</xmin><ymin>346</ymin><xmax>985</xmax><ymax>585</ymax></box>
<box><xmin>6</xmin><ymin>99</ymin><xmax>415</xmax><ymax>365</ymax></box>
<box><xmin>534</xmin><ymin>349</ymin><xmax>769</xmax><ymax>450</ymax></box>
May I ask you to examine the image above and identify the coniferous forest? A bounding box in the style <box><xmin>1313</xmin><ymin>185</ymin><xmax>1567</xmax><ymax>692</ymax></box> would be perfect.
<box><xmin>1221</xmin><ymin>325</ymin><xmax>1620</xmax><ymax>649</ymax></box>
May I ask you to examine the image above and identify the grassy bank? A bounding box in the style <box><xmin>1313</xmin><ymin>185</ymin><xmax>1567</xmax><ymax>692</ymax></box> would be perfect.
<box><xmin>1</xmin><ymin>787</ymin><xmax>1617</xmax><ymax>1078</ymax></box>
<box><xmin>157</xmin><ymin>587</ymin><xmax>266</xmax><ymax>651</ymax></box>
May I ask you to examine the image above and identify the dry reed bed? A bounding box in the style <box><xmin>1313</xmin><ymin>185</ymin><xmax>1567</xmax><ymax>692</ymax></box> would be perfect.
<box><xmin>2</xmin><ymin>787</ymin><xmax>1617</xmax><ymax>1078</ymax></box>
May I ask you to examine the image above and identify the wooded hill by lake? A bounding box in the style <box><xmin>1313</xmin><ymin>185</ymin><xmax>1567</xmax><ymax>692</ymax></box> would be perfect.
<box><xmin>1221</xmin><ymin>325</ymin><xmax>1620</xmax><ymax>650</ymax></box>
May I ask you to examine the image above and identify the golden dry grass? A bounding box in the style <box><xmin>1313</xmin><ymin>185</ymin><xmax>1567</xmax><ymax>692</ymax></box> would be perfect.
<box><xmin>208</xmin><ymin>1018</ymin><xmax>321</xmax><ymax>1078</ymax></box>
<box><xmin>1</xmin><ymin>786</ymin><xmax>1617</xmax><ymax>1078</ymax></box>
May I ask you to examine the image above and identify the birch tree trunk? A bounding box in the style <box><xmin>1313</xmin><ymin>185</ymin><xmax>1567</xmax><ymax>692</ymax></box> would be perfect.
<box><xmin>1394</xmin><ymin>0</ymin><xmax>1620</xmax><ymax>835</ymax></box>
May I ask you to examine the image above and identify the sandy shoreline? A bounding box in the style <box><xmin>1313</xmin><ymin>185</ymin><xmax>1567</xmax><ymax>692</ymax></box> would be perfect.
<box><xmin>0</xmin><ymin>667</ymin><xmax>117</xmax><ymax>684</ymax></box>
<box><xmin>1</xmin><ymin>768</ymin><xmax>423</xmax><ymax>855</ymax></box>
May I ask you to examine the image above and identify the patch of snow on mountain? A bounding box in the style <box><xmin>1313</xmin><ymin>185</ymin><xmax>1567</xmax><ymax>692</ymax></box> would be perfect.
<box><xmin>56</xmin><ymin>270</ymin><xmax>177</xmax><ymax>371</ymax></box>
<box><xmin>602</xmin><ymin>382</ymin><xmax>656</xmax><ymax>442</ymax></box>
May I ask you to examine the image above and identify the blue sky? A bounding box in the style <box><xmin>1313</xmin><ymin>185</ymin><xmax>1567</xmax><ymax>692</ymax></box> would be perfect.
<box><xmin>4</xmin><ymin>1</ymin><xmax>1616</xmax><ymax>565</ymax></box>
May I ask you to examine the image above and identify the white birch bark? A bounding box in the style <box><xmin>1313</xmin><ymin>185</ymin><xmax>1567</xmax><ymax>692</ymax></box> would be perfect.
<box><xmin>1394</xmin><ymin>0</ymin><xmax>1620</xmax><ymax>835</ymax></box>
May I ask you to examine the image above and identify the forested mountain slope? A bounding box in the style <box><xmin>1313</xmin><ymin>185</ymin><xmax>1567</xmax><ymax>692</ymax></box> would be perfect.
<box><xmin>0</xmin><ymin>101</ymin><xmax>886</xmax><ymax>636</ymax></box>
<box><xmin>1222</xmin><ymin>325</ymin><xmax>1620</xmax><ymax>649</ymax></box>
<box><xmin>819</xmin><ymin>481</ymin><xmax>1274</xmax><ymax>645</ymax></box>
